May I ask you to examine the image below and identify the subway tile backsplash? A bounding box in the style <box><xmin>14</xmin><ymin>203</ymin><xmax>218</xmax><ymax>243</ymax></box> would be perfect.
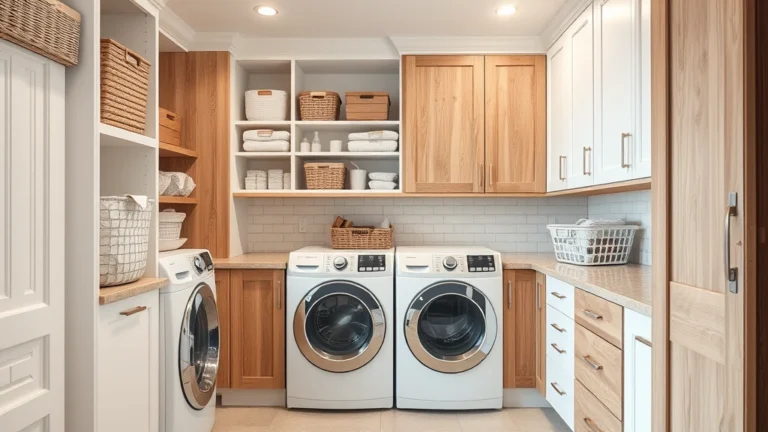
<box><xmin>587</xmin><ymin>190</ymin><xmax>652</xmax><ymax>265</ymax></box>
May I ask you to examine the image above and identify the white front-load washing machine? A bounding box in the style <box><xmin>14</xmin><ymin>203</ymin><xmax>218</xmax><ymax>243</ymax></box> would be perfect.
<box><xmin>287</xmin><ymin>247</ymin><xmax>394</xmax><ymax>409</ymax></box>
<box><xmin>395</xmin><ymin>246</ymin><xmax>503</xmax><ymax>410</ymax></box>
<box><xmin>158</xmin><ymin>249</ymin><xmax>219</xmax><ymax>432</ymax></box>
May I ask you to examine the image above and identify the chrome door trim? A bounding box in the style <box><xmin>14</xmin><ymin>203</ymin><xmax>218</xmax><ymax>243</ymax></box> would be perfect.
<box><xmin>179</xmin><ymin>283</ymin><xmax>220</xmax><ymax>410</ymax></box>
<box><xmin>404</xmin><ymin>281</ymin><xmax>498</xmax><ymax>374</ymax></box>
<box><xmin>294</xmin><ymin>280</ymin><xmax>386</xmax><ymax>373</ymax></box>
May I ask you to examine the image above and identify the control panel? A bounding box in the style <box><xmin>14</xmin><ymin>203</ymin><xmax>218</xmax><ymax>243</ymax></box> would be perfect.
<box><xmin>467</xmin><ymin>255</ymin><xmax>497</xmax><ymax>273</ymax></box>
<box><xmin>357</xmin><ymin>254</ymin><xmax>387</xmax><ymax>273</ymax></box>
<box><xmin>190</xmin><ymin>251</ymin><xmax>215</xmax><ymax>275</ymax></box>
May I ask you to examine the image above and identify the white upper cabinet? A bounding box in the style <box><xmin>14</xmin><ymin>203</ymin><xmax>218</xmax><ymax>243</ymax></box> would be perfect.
<box><xmin>635</xmin><ymin>0</ymin><xmax>652</xmax><ymax>178</ymax></box>
<box><xmin>547</xmin><ymin>37</ymin><xmax>571</xmax><ymax>192</ymax></box>
<box><xmin>567</xmin><ymin>5</ymin><xmax>595</xmax><ymax>189</ymax></box>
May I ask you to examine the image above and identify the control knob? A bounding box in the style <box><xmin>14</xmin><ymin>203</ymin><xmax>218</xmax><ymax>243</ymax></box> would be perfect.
<box><xmin>193</xmin><ymin>256</ymin><xmax>205</xmax><ymax>274</ymax></box>
<box><xmin>443</xmin><ymin>256</ymin><xmax>458</xmax><ymax>271</ymax></box>
<box><xmin>333</xmin><ymin>256</ymin><xmax>348</xmax><ymax>271</ymax></box>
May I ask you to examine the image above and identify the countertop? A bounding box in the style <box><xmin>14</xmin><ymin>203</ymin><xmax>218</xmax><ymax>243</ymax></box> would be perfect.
<box><xmin>99</xmin><ymin>278</ymin><xmax>168</xmax><ymax>305</ymax></box>
<box><xmin>214</xmin><ymin>253</ymin><xmax>290</xmax><ymax>269</ymax></box>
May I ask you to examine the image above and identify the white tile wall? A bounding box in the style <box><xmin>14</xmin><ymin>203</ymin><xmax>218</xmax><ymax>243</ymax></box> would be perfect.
<box><xmin>244</xmin><ymin>197</ymin><xmax>589</xmax><ymax>253</ymax></box>
<box><xmin>587</xmin><ymin>190</ymin><xmax>652</xmax><ymax>265</ymax></box>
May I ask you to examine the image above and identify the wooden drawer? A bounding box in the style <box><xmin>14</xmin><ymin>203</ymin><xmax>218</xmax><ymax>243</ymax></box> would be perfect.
<box><xmin>546</xmin><ymin>305</ymin><xmax>574</xmax><ymax>373</ymax></box>
<box><xmin>575</xmin><ymin>289</ymin><xmax>623</xmax><ymax>348</ymax></box>
<box><xmin>345</xmin><ymin>91</ymin><xmax>390</xmax><ymax>120</ymax></box>
<box><xmin>575</xmin><ymin>324</ymin><xmax>623</xmax><ymax>420</ymax></box>
<box><xmin>546</xmin><ymin>358</ymin><xmax>574</xmax><ymax>430</ymax></box>
<box><xmin>159</xmin><ymin>107</ymin><xmax>181</xmax><ymax>146</ymax></box>
<box><xmin>546</xmin><ymin>276</ymin><xmax>575</xmax><ymax>319</ymax></box>
<box><xmin>575</xmin><ymin>380</ymin><xmax>622</xmax><ymax>432</ymax></box>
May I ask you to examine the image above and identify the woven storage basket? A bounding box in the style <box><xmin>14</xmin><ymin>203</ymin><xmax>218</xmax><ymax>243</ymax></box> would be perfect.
<box><xmin>299</xmin><ymin>91</ymin><xmax>341</xmax><ymax>121</ymax></box>
<box><xmin>99</xmin><ymin>196</ymin><xmax>154</xmax><ymax>287</ymax></box>
<box><xmin>547</xmin><ymin>224</ymin><xmax>639</xmax><ymax>266</ymax></box>
<box><xmin>245</xmin><ymin>90</ymin><xmax>288</xmax><ymax>121</ymax></box>
<box><xmin>331</xmin><ymin>225</ymin><xmax>394</xmax><ymax>250</ymax></box>
<box><xmin>159</xmin><ymin>209</ymin><xmax>186</xmax><ymax>241</ymax></box>
<box><xmin>304</xmin><ymin>162</ymin><xmax>345</xmax><ymax>189</ymax></box>
<box><xmin>100</xmin><ymin>39</ymin><xmax>150</xmax><ymax>134</ymax></box>
<box><xmin>0</xmin><ymin>0</ymin><xmax>81</xmax><ymax>66</ymax></box>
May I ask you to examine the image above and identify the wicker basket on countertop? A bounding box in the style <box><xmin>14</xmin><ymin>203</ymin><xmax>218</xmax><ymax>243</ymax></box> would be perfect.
<box><xmin>304</xmin><ymin>162</ymin><xmax>345</xmax><ymax>189</ymax></box>
<box><xmin>0</xmin><ymin>0</ymin><xmax>81</xmax><ymax>66</ymax></box>
<box><xmin>331</xmin><ymin>225</ymin><xmax>394</xmax><ymax>250</ymax></box>
<box><xmin>100</xmin><ymin>38</ymin><xmax>150</xmax><ymax>133</ymax></box>
<box><xmin>299</xmin><ymin>91</ymin><xmax>341</xmax><ymax>121</ymax></box>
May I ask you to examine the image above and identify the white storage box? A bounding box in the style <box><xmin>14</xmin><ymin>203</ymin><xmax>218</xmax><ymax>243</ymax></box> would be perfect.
<box><xmin>245</xmin><ymin>89</ymin><xmax>288</xmax><ymax>121</ymax></box>
<box><xmin>99</xmin><ymin>196</ymin><xmax>154</xmax><ymax>287</ymax></box>
<box><xmin>547</xmin><ymin>224</ymin><xmax>639</xmax><ymax>266</ymax></box>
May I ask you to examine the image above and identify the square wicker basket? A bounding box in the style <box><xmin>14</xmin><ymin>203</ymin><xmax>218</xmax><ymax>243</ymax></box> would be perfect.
<box><xmin>331</xmin><ymin>226</ymin><xmax>394</xmax><ymax>250</ymax></box>
<box><xmin>0</xmin><ymin>0</ymin><xmax>81</xmax><ymax>66</ymax></box>
<box><xmin>299</xmin><ymin>91</ymin><xmax>341</xmax><ymax>121</ymax></box>
<box><xmin>304</xmin><ymin>162</ymin><xmax>345</xmax><ymax>189</ymax></box>
<box><xmin>100</xmin><ymin>38</ymin><xmax>151</xmax><ymax>134</ymax></box>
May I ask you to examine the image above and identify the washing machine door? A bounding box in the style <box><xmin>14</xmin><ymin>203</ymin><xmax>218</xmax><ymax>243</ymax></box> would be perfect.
<box><xmin>179</xmin><ymin>283</ymin><xmax>220</xmax><ymax>410</ymax></box>
<box><xmin>404</xmin><ymin>281</ymin><xmax>497</xmax><ymax>374</ymax></box>
<box><xmin>294</xmin><ymin>280</ymin><xmax>386</xmax><ymax>373</ymax></box>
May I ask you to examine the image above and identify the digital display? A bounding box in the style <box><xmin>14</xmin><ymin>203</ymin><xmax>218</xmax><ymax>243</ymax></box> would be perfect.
<box><xmin>467</xmin><ymin>255</ymin><xmax>496</xmax><ymax>272</ymax></box>
<box><xmin>358</xmin><ymin>255</ymin><xmax>386</xmax><ymax>272</ymax></box>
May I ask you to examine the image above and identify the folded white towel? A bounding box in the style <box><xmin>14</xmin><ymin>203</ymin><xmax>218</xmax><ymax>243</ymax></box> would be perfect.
<box><xmin>575</xmin><ymin>218</ymin><xmax>627</xmax><ymax>227</ymax></box>
<box><xmin>368</xmin><ymin>180</ymin><xmax>397</xmax><ymax>190</ymax></box>
<box><xmin>243</xmin><ymin>129</ymin><xmax>290</xmax><ymax>141</ymax></box>
<box><xmin>348</xmin><ymin>130</ymin><xmax>399</xmax><ymax>141</ymax></box>
<box><xmin>242</xmin><ymin>140</ymin><xmax>290</xmax><ymax>152</ymax></box>
<box><xmin>369</xmin><ymin>172</ymin><xmax>398</xmax><ymax>182</ymax></box>
<box><xmin>347</xmin><ymin>140</ymin><xmax>398</xmax><ymax>152</ymax></box>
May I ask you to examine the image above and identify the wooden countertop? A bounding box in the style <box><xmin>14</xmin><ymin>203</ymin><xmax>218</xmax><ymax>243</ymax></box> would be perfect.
<box><xmin>99</xmin><ymin>278</ymin><xmax>168</xmax><ymax>305</ymax></box>
<box><xmin>213</xmin><ymin>253</ymin><xmax>290</xmax><ymax>269</ymax></box>
<box><xmin>501</xmin><ymin>253</ymin><xmax>652</xmax><ymax>316</ymax></box>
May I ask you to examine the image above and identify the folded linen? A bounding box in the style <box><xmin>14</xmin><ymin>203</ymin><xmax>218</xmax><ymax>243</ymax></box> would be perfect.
<box><xmin>369</xmin><ymin>172</ymin><xmax>398</xmax><ymax>182</ymax></box>
<box><xmin>347</xmin><ymin>140</ymin><xmax>398</xmax><ymax>152</ymax></box>
<box><xmin>368</xmin><ymin>180</ymin><xmax>397</xmax><ymax>190</ymax></box>
<box><xmin>242</xmin><ymin>140</ymin><xmax>290</xmax><ymax>152</ymax></box>
<box><xmin>348</xmin><ymin>130</ymin><xmax>399</xmax><ymax>141</ymax></box>
<box><xmin>243</xmin><ymin>129</ymin><xmax>290</xmax><ymax>141</ymax></box>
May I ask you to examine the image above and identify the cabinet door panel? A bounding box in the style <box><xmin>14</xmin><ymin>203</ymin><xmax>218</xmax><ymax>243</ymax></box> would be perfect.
<box><xmin>624</xmin><ymin>309</ymin><xmax>652</xmax><ymax>432</ymax></box>
<box><xmin>635</xmin><ymin>0</ymin><xmax>652</xmax><ymax>178</ymax></box>
<box><xmin>403</xmin><ymin>55</ymin><xmax>484</xmax><ymax>193</ymax></box>
<box><xmin>485</xmin><ymin>56</ymin><xmax>546</xmax><ymax>193</ymax></box>
<box><xmin>216</xmin><ymin>270</ymin><xmax>231</xmax><ymax>388</ymax></box>
<box><xmin>503</xmin><ymin>270</ymin><xmax>537</xmax><ymax>388</ymax></box>
<box><xmin>547</xmin><ymin>39</ymin><xmax>571</xmax><ymax>192</ymax></box>
<box><xmin>568</xmin><ymin>5</ymin><xmax>595</xmax><ymax>188</ymax></box>
<box><xmin>535</xmin><ymin>272</ymin><xmax>547</xmax><ymax>396</ymax></box>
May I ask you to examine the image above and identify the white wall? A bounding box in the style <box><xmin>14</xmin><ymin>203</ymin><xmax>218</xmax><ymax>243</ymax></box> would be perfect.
<box><xmin>587</xmin><ymin>190</ymin><xmax>652</xmax><ymax>265</ymax></box>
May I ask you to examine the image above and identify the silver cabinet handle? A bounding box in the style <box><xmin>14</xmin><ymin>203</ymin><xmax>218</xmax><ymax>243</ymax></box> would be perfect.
<box><xmin>583</xmin><ymin>147</ymin><xmax>592</xmax><ymax>175</ymax></box>
<box><xmin>635</xmin><ymin>336</ymin><xmax>652</xmax><ymax>348</ymax></box>
<box><xmin>550</xmin><ymin>382</ymin><xmax>566</xmax><ymax>396</ymax></box>
<box><xmin>551</xmin><ymin>291</ymin><xmax>566</xmax><ymax>300</ymax></box>
<box><xmin>550</xmin><ymin>323</ymin><xmax>566</xmax><ymax>333</ymax></box>
<box><xmin>583</xmin><ymin>309</ymin><xmax>603</xmax><ymax>320</ymax></box>
<box><xmin>558</xmin><ymin>156</ymin><xmax>566</xmax><ymax>180</ymax></box>
<box><xmin>621</xmin><ymin>133</ymin><xmax>631</xmax><ymax>168</ymax></box>
<box><xmin>507</xmin><ymin>280</ymin><xmax>512</xmax><ymax>309</ymax></box>
<box><xmin>276</xmin><ymin>281</ymin><xmax>282</xmax><ymax>310</ymax></box>
<box><xmin>725</xmin><ymin>192</ymin><xmax>738</xmax><ymax>293</ymax></box>
<box><xmin>536</xmin><ymin>282</ymin><xmax>541</xmax><ymax>309</ymax></box>
<box><xmin>479</xmin><ymin>163</ymin><xmax>484</xmax><ymax>187</ymax></box>
<box><xmin>582</xmin><ymin>355</ymin><xmax>604</xmax><ymax>370</ymax></box>
<box><xmin>489</xmin><ymin>163</ymin><xmax>494</xmax><ymax>187</ymax></box>
<box><xmin>551</xmin><ymin>343</ymin><xmax>566</xmax><ymax>354</ymax></box>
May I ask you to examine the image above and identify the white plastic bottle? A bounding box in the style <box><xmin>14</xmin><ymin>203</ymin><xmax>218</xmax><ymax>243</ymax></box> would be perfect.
<box><xmin>300</xmin><ymin>137</ymin><xmax>310</xmax><ymax>153</ymax></box>
<box><xmin>311</xmin><ymin>131</ymin><xmax>322</xmax><ymax>152</ymax></box>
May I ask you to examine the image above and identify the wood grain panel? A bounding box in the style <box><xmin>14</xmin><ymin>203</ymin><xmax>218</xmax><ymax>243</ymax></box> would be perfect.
<box><xmin>535</xmin><ymin>272</ymin><xmax>547</xmax><ymax>396</ymax></box>
<box><xmin>575</xmin><ymin>324</ymin><xmax>623</xmax><ymax>420</ymax></box>
<box><xmin>669</xmin><ymin>281</ymin><xmax>725</xmax><ymax>364</ymax></box>
<box><xmin>669</xmin><ymin>343</ymin><xmax>725</xmax><ymax>431</ymax></box>
<box><xmin>403</xmin><ymin>55</ymin><xmax>484</xmax><ymax>193</ymax></box>
<box><xmin>485</xmin><ymin>56</ymin><xmax>546</xmax><ymax>193</ymax></box>
<box><xmin>575</xmin><ymin>289</ymin><xmax>623</xmax><ymax>349</ymax></box>
<box><xmin>574</xmin><ymin>380</ymin><xmax>622</xmax><ymax>432</ymax></box>
<box><xmin>503</xmin><ymin>270</ymin><xmax>537</xmax><ymax>388</ymax></box>
<box><xmin>215</xmin><ymin>270</ymin><xmax>231</xmax><ymax>388</ymax></box>
<box><xmin>230</xmin><ymin>270</ymin><xmax>285</xmax><ymax>389</ymax></box>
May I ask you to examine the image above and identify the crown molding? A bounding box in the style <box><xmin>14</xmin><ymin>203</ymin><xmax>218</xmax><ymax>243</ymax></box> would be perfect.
<box><xmin>191</xmin><ymin>32</ymin><xmax>239</xmax><ymax>54</ymax></box>
<box><xmin>232</xmin><ymin>37</ymin><xmax>398</xmax><ymax>60</ymax></box>
<box><xmin>159</xmin><ymin>7</ymin><xmax>195</xmax><ymax>51</ymax></box>
<box><xmin>389</xmin><ymin>36</ymin><xmax>545</xmax><ymax>54</ymax></box>
<box><xmin>540</xmin><ymin>0</ymin><xmax>593</xmax><ymax>50</ymax></box>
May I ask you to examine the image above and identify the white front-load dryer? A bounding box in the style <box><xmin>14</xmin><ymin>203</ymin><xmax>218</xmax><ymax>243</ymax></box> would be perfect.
<box><xmin>287</xmin><ymin>247</ymin><xmax>394</xmax><ymax>409</ymax></box>
<box><xmin>395</xmin><ymin>246</ymin><xmax>503</xmax><ymax>410</ymax></box>
<box><xmin>158</xmin><ymin>249</ymin><xmax>219</xmax><ymax>432</ymax></box>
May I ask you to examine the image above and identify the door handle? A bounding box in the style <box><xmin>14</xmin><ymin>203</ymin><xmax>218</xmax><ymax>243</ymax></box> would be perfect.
<box><xmin>582</xmin><ymin>355</ymin><xmax>604</xmax><ymax>370</ymax></box>
<box><xmin>536</xmin><ymin>282</ymin><xmax>541</xmax><ymax>309</ymax></box>
<box><xmin>635</xmin><ymin>336</ymin><xmax>652</xmax><ymax>348</ymax></box>
<box><xmin>479</xmin><ymin>163</ymin><xmax>484</xmax><ymax>187</ymax></box>
<box><xmin>559</xmin><ymin>156</ymin><xmax>566</xmax><ymax>180</ymax></box>
<box><xmin>621</xmin><ymin>133</ymin><xmax>631</xmax><ymax>168</ymax></box>
<box><xmin>584</xmin><ymin>418</ymin><xmax>605</xmax><ymax>432</ymax></box>
<box><xmin>550</xmin><ymin>382</ymin><xmax>566</xmax><ymax>396</ymax></box>
<box><xmin>276</xmin><ymin>281</ymin><xmax>282</xmax><ymax>310</ymax></box>
<box><xmin>583</xmin><ymin>147</ymin><xmax>592</xmax><ymax>175</ymax></box>
<box><xmin>550</xmin><ymin>323</ymin><xmax>566</xmax><ymax>333</ymax></box>
<box><xmin>551</xmin><ymin>343</ymin><xmax>566</xmax><ymax>354</ymax></box>
<box><xmin>725</xmin><ymin>192</ymin><xmax>738</xmax><ymax>293</ymax></box>
<box><xmin>120</xmin><ymin>306</ymin><xmax>147</xmax><ymax>316</ymax></box>
<box><xmin>551</xmin><ymin>291</ymin><xmax>566</xmax><ymax>300</ymax></box>
<box><xmin>582</xmin><ymin>309</ymin><xmax>603</xmax><ymax>320</ymax></box>
<box><xmin>507</xmin><ymin>280</ymin><xmax>512</xmax><ymax>309</ymax></box>
<box><xmin>489</xmin><ymin>164</ymin><xmax>494</xmax><ymax>187</ymax></box>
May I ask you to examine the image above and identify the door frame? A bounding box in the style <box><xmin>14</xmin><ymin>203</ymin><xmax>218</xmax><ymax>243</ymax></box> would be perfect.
<box><xmin>650</xmin><ymin>0</ymin><xmax>758</xmax><ymax>430</ymax></box>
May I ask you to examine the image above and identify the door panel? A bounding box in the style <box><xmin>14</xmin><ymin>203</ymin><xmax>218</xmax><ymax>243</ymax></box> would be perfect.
<box><xmin>503</xmin><ymin>270</ymin><xmax>537</xmax><ymax>388</ymax></box>
<box><xmin>215</xmin><ymin>270</ymin><xmax>231</xmax><ymax>388</ymax></box>
<box><xmin>403</xmin><ymin>55</ymin><xmax>484</xmax><ymax>193</ymax></box>
<box><xmin>568</xmin><ymin>5</ymin><xmax>595</xmax><ymax>189</ymax></box>
<box><xmin>485</xmin><ymin>56</ymin><xmax>546</xmax><ymax>193</ymax></box>
<box><xmin>547</xmin><ymin>39</ymin><xmax>571</xmax><ymax>192</ymax></box>
<box><xmin>536</xmin><ymin>272</ymin><xmax>547</xmax><ymax>396</ymax></box>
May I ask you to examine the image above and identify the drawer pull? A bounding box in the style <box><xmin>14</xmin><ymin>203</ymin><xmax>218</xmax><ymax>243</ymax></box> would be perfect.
<box><xmin>582</xmin><ymin>355</ymin><xmax>604</xmax><ymax>370</ymax></box>
<box><xmin>119</xmin><ymin>306</ymin><xmax>147</xmax><ymax>316</ymax></box>
<box><xmin>551</xmin><ymin>292</ymin><xmax>566</xmax><ymax>300</ymax></box>
<box><xmin>551</xmin><ymin>343</ymin><xmax>566</xmax><ymax>354</ymax></box>
<box><xmin>507</xmin><ymin>280</ymin><xmax>512</xmax><ymax>309</ymax></box>
<box><xmin>583</xmin><ymin>309</ymin><xmax>603</xmax><ymax>320</ymax></box>
<box><xmin>550</xmin><ymin>323</ymin><xmax>566</xmax><ymax>333</ymax></box>
<box><xmin>550</xmin><ymin>382</ymin><xmax>566</xmax><ymax>396</ymax></box>
<box><xmin>635</xmin><ymin>335</ymin><xmax>652</xmax><ymax>348</ymax></box>
<box><xmin>584</xmin><ymin>418</ymin><xmax>605</xmax><ymax>432</ymax></box>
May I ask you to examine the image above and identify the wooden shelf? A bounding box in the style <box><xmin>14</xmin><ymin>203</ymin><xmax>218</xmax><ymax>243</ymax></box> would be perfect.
<box><xmin>100</xmin><ymin>123</ymin><xmax>156</xmax><ymax>149</ymax></box>
<box><xmin>159</xmin><ymin>143</ymin><xmax>198</xmax><ymax>158</ymax></box>
<box><xmin>159</xmin><ymin>196</ymin><xmax>199</xmax><ymax>205</ymax></box>
<box><xmin>233</xmin><ymin>190</ymin><xmax>402</xmax><ymax>198</ymax></box>
<box><xmin>546</xmin><ymin>178</ymin><xmax>652</xmax><ymax>197</ymax></box>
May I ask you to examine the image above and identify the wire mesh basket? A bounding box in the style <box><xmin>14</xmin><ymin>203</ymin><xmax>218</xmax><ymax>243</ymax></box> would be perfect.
<box><xmin>99</xmin><ymin>196</ymin><xmax>154</xmax><ymax>286</ymax></box>
<box><xmin>547</xmin><ymin>224</ymin><xmax>639</xmax><ymax>266</ymax></box>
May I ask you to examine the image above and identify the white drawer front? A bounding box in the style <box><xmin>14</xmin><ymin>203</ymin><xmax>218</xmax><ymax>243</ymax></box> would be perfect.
<box><xmin>546</xmin><ymin>356</ymin><xmax>575</xmax><ymax>431</ymax></box>
<box><xmin>546</xmin><ymin>305</ymin><xmax>575</xmax><ymax>373</ymax></box>
<box><xmin>546</xmin><ymin>276</ymin><xmax>575</xmax><ymax>319</ymax></box>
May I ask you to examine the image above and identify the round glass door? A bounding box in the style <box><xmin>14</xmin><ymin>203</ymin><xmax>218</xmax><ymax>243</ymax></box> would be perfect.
<box><xmin>294</xmin><ymin>281</ymin><xmax>385</xmax><ymax>373</ymax></box>
<box><xmin>404</xmin><ymin>281</ymin><xmax>497</xmax><ymax>374</ymax></box>
<box><xmin>179</xmin><ymin>283</ymin><xmax>220</xmax><ymax>410</ymax></box>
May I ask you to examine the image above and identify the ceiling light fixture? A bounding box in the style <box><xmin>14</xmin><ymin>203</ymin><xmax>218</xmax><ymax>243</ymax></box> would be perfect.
<box><xmin>496</xmin><ymin>5</ymin><xmax>516</xmax><ymax>16</ymax></box>
<box><xmin>255</xmin><ymin>6</ymin><xmax>278</xmax><ymax>16</ymax></box>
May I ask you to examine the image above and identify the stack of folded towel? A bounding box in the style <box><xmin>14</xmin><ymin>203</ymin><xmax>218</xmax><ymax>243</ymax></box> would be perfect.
<box><xmin>242</xmin><ymin>129</ymin><xmax>290</xmax><ymax>152</ymax></box>
<box><xmin>368</xmin><ymin>172</ymin><xmax>398</xmax><ymax>190</ymax></box>
<box><xmin>347</xmin><ymin>130</ymin><xmax>399</xmax><ymax>152</ymax></box>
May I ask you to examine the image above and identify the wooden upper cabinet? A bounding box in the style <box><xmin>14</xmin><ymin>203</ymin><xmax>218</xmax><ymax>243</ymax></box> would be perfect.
<box><xmin>503</xmin><ymin>270</ymin><xmax>538</xmax><ymax>388</ymax></box>
<box><xmin>403</xmin><ymin>55</ymin><xmax>485</xmax><ymax>193</ymax></box>
<box><xmin>215</xmin><ymin>270</ymin><xmax>231</xmax><ymax>388</ymax></box>
<box><xmin>230</xmin><ymin>269</ymin><xmax>285</xmax><ymax>389</ymax></box>
<box><xmin>485</xmin><ymin>55</ymin><xmax>547</xmax><ymax>193</ymax></box>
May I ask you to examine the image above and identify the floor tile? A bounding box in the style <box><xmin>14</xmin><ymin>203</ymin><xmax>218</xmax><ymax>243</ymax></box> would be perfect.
<box><xmin>457</xmin><ymin>410</ymin><xmax>519</xmax><ymax>432</ymax></box>
<box><xmin>213</xmin><ymin>406</ymin><xmax>278</xmax><ymax>432</ymax></box>
<box><xmin>267</xmin><ymin>409</ymin><xmax>383</xmax><ymax>432</ymax></box>
<box><xmin>507</xmin><ymin>408</ymin><xmax>570</xmax><ymax>432</ymax></box>
<box><xmin>380</xmin><ymin>410</ymin><xmax>462</xmax><ymax>432</ymax></box>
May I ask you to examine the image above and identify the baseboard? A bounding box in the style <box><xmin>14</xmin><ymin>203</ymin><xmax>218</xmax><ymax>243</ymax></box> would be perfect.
<box><xmin>502</xmin><ymin>389</ymin><xmax>551</xmax><ymax>408</ymax></box>
<box><xmin>219</xmin><ymin>389</ymin><xmax>286</xmax><ymax>407</ymax></box>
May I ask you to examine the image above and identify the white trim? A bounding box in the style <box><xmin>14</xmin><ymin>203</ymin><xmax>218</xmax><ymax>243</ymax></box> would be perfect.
<box><xmin>232</xmin><ymin>37</ymin><xmax>398</xmax><ymax>60</ymax></box>
<box><xmin>219</xmin><ymin>389</ymin><xmax>287</xmax><ymax>407</ymax></box>
<box><xmin>158</xmin><ymin>7</ymin><xmax>195</xmax><ymax>52</ymax></box>
<box><xmin>389</xmin><ymin>36</ymin><xmax>545</xmax><ymax>54</ymax></box>
<box><xmin>540</xmin><ymin>0</ymin><xmax>594</xmax><ymax>50</ymax></box>
<box><xmin>502</xmin><ymin>389</ymin><xmax>552</xmax><ymax>408</ymax></box>
<box><xmin>193</xmin><ymin>32</ymin><xmax>239</xmax><ymax>54</ymax></box>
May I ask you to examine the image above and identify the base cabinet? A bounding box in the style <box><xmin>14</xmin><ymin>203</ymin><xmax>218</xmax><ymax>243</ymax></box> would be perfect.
<box><xmin>623</xmin><ymin>309</ymin><xmax>652</xmax><ymax>432</ymax></box>
<box><xmin>97</xmin><ymin>290</ymin><xmax>159</xmax><ymax>432</ymax></box>
<box><xmin>503</xmin><ymin>270</ymin><xmax>538</xmax><ymax>388</ymax></box>
<box><xmin>216</xmin><ymin>269</ymin><xmax>232</xmax><ymax>388</ymax></box>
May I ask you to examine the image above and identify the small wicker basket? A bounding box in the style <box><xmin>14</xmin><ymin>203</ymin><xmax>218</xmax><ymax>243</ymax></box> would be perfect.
<box><xmin>299</xmin><ymin>91</ymin><xmax>341</xmax><ymax>121</ymax></box>
<box><xmin>304</xmin><ymin>162</ymin><xmax>345</xmax><ymax>189</ymax></box>
<box><xmin>331</xmin><ymin>225</ymin><xmax>394</xmax><ymax>250</ymax></box>
<box><xmin>100</xmin><ymin>38</ymin><xmax>151</xmax><ymax>134</ymax></box>
<box><xmin>159</xmin><ymin>210</ymin><xmax>186</xmax><ymax>241</ymax></box>
<box><xmin>0</xmin><ymin>0</ymin><xmax>81</xmax><ymax>66</ymax></box>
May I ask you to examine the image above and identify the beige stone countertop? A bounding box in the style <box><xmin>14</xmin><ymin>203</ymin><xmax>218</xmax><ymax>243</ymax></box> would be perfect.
<box><xmin>99</xmin><ymin>278</ymin><xmax>168</xmax><ymax>305</ymax></box>
<box><xmin>214</xmin><ymin>253</ymin><xmax>290</xmax><ymax>269</ymax></box>
<box><xmin>501</xmin><ymin>253</ymin><xmax>652</xmax><ymax>316</ymax></box>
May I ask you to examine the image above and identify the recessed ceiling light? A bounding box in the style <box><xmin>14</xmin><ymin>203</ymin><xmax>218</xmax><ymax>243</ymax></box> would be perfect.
<box><xmin>255</xmin><ymin>6</ymin><xmax>278</xmax><ymax>16</ymax></box>
<box><xmin>496</xmin><ymin>5</ymin><xmax>516</xmax><ymax>16</ymax></box>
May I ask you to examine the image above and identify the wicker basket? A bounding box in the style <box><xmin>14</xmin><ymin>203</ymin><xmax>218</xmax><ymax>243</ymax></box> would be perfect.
<box><xmin>304</xmin><ymin>162</ymin><xmax>345</xmax><ymax>189</ymax></box>
<box><xmin>547</xmin><ymin>224</ymin><xmax>639</xmax><ymax>266</ymax></box>
<box><xmin>100</xmin><ymin>39</ymin><xmax>150</xmax><ymax>134</ymax></box>
<box><xmin>0</xmin><ymin>0</ymin><xmax>81</xmax><ymax>66</ymax></box>
<box><xmin>245</xmin><ymin>90</ymin><xmax>288</xmax><ymax>121</ymax></box>
<box><xmin>299</xmin><ymin>91</ymin><xmax>341</xmax><ymax>121</ymax></box>
<box><xmin>99</xmin><ymin>196</ymin><xmax>154</xmax><ymax>287</ymax></box>
<box><xmin>331</xmin><ymin>226</ymin><xmax>394</xmax><ymax>250</ymax></box>
<box><xmin>159</xmin><ymin>209</ymin><xmax>186</xmax><ymax>241</ymax></box>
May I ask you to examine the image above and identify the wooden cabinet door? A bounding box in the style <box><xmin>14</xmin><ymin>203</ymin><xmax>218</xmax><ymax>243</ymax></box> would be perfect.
<box><xmin>535</xmin><ymin>272</ymin><xmax>547</xmax><ymax>396</ymax></box>
<box><xmin>231</xmin><ymin>270</ymin><xmax>285</xmax><ymax>389</ymax></box>
<box><xmin>403</xmin><ymin>55</ymin><xmax>485</xmax><ymax>193</ymax></box>
<box><xmin>546</xmin><ymin>37</ymin><xmax>572</xmax><ymax>192</ymax></box>
<box><xmin>485</xmin><ymin>55</ymin><xmax>546</xmax><ymax>193</ymax></box>
<box><xmin>503</xmin><ymin>270</ymin><xmax>537</xmax><ymax>388</ymax></box>
<box><xmin>215</xmin><ymin>270</ymin><xmax>231</xmax><ymax>388</ymax></box>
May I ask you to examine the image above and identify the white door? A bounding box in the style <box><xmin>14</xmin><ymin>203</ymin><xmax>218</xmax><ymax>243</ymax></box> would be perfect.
<box><xmin>634</xmin><ymin>0</ymin><xmax>652</xmax><ymax>178</ymax></box>
<box><xmin>0</xmin><ymin>40</ymin><xmax>65</xmax><ymax>431</ymax></box>
<box><xmin>546</xmin><ymin>37</ymin><xmax>571</xmax><ymax>192</ymax></box>
<box><xmin>567</xmin><ymin>4</ymin><xmax>595</xmax><ymax>189</ymax></box>
<box><xmin>593</xmin><ymin>0</ymin><xmax>636</xmax><ymax>185</ymax></box>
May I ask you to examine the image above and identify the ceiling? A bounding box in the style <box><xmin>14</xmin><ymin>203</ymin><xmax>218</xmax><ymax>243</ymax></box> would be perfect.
<box><xmin>165</xmin><ymin>0</ymin><xmax>568</xmax><ymax>38</ymax></box>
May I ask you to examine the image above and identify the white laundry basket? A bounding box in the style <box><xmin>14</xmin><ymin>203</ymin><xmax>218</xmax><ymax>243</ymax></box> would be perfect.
<box><xmin>245</xmin><ymin>89</ymin><xmax>289</xmax><ymax>121</ymax></box>
<box><xmin>99</xmin><ymin>196</ymin><xmax>154</xmax><ymax>286</ymax></box>
<box><xmin>159</xmin><ymin>209</ymin><xmax>186</xmax><ymax>240</ymax></box>
<box><xmin>547</xmin><ymin>224</ymin><xmax>639</xmax><ymax>266</ymax></box>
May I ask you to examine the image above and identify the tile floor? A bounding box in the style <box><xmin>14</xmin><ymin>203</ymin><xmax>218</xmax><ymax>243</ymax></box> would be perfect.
<box><xmin>213</xmin><ymin>407</ymin><xmax>570</xmax><ymax>432</ymax></box>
